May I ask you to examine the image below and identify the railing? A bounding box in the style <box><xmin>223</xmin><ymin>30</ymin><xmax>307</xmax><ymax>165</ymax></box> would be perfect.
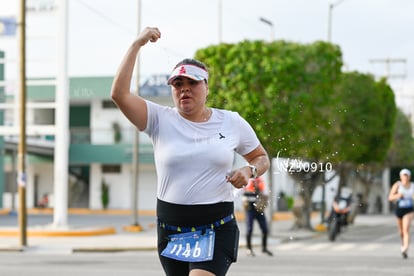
<box><xmin>69</xmin><ymin>127</ymin><xmax>152</xmax><ymax>145</ymax></box>
<box><xmin>3</xmin><ymin>127</ymin><xmax>154</xmax><ymax>162</ymax></box>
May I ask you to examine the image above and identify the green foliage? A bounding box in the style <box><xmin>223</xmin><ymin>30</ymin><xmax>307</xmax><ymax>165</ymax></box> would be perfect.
<box><xmin>386</xmin><ymin>109</ymin><xmax>414</xmax><ymax>166</ymax></box>
<box><xmin>195</xmin><ymin>40</ymin><xmax>343</xmax><ymax>160</ymax></box>
<box><xmin>112</xmin><ymin>122</ymin><xmax>122</xmax><ymax>143</ymax></box>
<box><xmin>195</xmin><ymin>39</ymin><xmax>397</xmax><ymax>229</ymax></box>
<box><xmin>286</xmin><ymin>196</ymin><xmax>294</xmax><ymax>210</ymax></box>
<box><xmin>101</xmin><ymin>179</ymin><xmax>109</xmax><ymax>209</ymax></box>
<box><xmin>331</xmin><ymin>73</ymin><xmax>396</xmax><ymax>164</ymax></box>
<box><xmin>195</xmin><ymin>40</ymin><xmax>397</xmax><ymax>167</ymax></box>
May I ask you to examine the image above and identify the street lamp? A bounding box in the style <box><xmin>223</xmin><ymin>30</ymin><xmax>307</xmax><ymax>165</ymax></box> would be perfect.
<box><xmin>259</xmin><ymin>17</ymin><xmax>275</xmax><ymax>41</ymax></box>
<box><xmin>317</xmin><ymin>0</ymin><xmax>347</xmax><ymax>232</ymax></box>
<box><xmin>327</xmin><ymin>0</ymin><xmax>346</xmax><ymax>42</ymax></box>
<box><xmin>218</xmin><ymin>0</ymin><xmax>222</xmax><ymax>43</ymax></box>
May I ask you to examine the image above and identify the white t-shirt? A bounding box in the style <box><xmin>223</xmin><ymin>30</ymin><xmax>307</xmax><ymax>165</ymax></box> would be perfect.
<box><xmin>144</xmin><ymin>100</ymin><xmax>260</xmax><ymax>205</ymax></box>
<box><xmin>397</xmin><ymin>182</ymin><xmax>414</xmax><ymax>208</ymax></box>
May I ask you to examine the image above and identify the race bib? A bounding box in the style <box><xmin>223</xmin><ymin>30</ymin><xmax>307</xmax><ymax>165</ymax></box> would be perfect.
<box><xmin>398</xmin><ymin>198</ymin><xmax>413</xmax><ymax>208</ymax></box>
<box><xmin>161</xmin><ymin>230</ymin><xmax>215</xmax><ymax>262</ymax></box>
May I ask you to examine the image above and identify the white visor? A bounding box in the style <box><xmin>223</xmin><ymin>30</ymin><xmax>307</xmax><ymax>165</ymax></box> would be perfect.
<box><xmin>400</xmin><ymin>168</ymin><xmax>411</xmax><ymax>176</ymax></box>
<box><xmin>167</xmin><ymin>64</ymin><xmax>209</xmax><ymax>85</ymax></box>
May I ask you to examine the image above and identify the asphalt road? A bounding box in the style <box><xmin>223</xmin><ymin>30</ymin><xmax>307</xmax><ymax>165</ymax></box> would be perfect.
<box><xmin>0</xmin><ymin>212</ymin><xmax>157</xmax><ymax>233</ymax></box>
<box><xmin>0</xmin><ymin>215</ymin><xmax>412</xmax><ymax>276</ymax></box>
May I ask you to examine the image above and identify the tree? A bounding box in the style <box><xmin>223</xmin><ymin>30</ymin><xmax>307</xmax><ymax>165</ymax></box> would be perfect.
<box><xmin>386</xmin><ymin>109</ymin><xmax>414</xmax><ymax>166</ymax></box>
<box><xmin>330</xmin><ymin>74</ymin><xmax>396</xmax><ymax>165</ymax></box>
<box><xmin>195</xmin><ymin>41</ymin><xmax>396</xmax><ymax>229</ymax></box>
<box><xmin>195</xmin><ymin>40</ymin><xmax>342</xmax><ymax>159</ymax></box>
<box><xmin>195</xmin><ymin>40</ymin><xmax>343</xmax><ymax>229</ymax></box>
<box><xmin>329</xmin><ymin>73</ymin><xmax>396</xmax><ymax>209</ymax></box>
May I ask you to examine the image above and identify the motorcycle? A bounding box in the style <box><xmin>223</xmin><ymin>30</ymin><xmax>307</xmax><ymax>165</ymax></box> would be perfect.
<box><xmin>327</xmin><ymin>195</ymin><xmax>352</xmax><ymax>242</ymax></box>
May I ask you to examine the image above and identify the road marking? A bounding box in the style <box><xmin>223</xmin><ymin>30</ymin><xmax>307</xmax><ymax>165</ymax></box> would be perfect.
<box><xmin>360</xmin><ymin>243</ymin><xmax>382</xmax><ymax>251</ymax></box>
<box><xmin>275</xmin><ymin>242</ymin><xmax>394</xmax><ymax>253</ymax></box>
<box><xmin>374</xmin><ymin>233</ymin><xmax>398</xmax><ymax>242</ymax></box>
<box><xmin>277</xmin><ymin>242</ymin><xmax>304</xmax><ymax>250</ymax></box>
<box><xmin>331</xmin><ymin>243</ymin><xmax>356</xmax><ymax>251</ymax></box>
<box><xmin>303</xmin><ymin>243</ymin><xmax>331</xmax><ymax>251</ymax></box>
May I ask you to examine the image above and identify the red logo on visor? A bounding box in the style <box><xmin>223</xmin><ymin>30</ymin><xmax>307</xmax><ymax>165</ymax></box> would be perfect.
<box><xmin>179</xmin><ymin>66</ymin><xmax>186</xmax><ymax>74</ymax></box>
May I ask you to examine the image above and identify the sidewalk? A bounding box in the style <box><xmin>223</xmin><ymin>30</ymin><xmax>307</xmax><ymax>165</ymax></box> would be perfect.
<box><xmin>0</xmin><ymin>209</ymin><xmax>393</xmax><ymax>253</ymax></box>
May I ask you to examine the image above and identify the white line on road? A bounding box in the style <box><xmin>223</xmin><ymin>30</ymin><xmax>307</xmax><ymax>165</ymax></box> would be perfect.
<box><xmin>331</xmin><ymin>243</ymin><xmax>356</xmax><ymax>251</ymax></box>
<box><xmin>374</xmin><ymin>233</ymin><xmax>398</xmax><ymax>242</ymax></box>
<box><xmin>360</xmin><ymin>243</ymin><xmax>382</xmax><ymax>251</ymax></box>
<box><xmin>277</xmin><ymin>242</ymin><xmax>304</xmax><ymax>250</ymax></box>
<box><xmin>303</xmin><ymin>243</ymin><xmax>331</xmax><ymax>251</ymax></box>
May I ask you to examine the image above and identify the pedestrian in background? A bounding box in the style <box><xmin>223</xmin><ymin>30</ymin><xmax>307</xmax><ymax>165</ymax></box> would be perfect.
<box><xmin>37</xmin><ymin>193</ymin><xmax>49</xmax><ymax>208</ymax></box>
<box><xmin>388</xmin><ymin>168</ymin><xmax>414</xmax><ymax>259</ymax></box>
<box><xmin>242</xmin><ymin>176</ymin><xmax>273</xmax><ymax>256</ymax></box>
<box><xmin>111</xmin><ymin>27</ymin><xmax>270</xmax><ymax>276</ymax></box>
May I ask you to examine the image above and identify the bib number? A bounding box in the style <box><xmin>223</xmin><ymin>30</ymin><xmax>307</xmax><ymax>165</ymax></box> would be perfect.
<box><xmin>161</xmin><ymin>230</ymin><xmax>215</xmax><ymax>262</ymax></box>
<box><xmin>398</xmin><ymin>198</ymin><xmax>413</xmax><ymax>208</ymax></box>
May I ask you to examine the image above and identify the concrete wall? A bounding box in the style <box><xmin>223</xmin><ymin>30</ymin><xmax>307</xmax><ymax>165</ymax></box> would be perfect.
<box><xmin>2</xmin><ymin>163</ymin><xmax>54</xmax><ymax>209</ymax></box>
<box><xmin>89</xmin><ymin>163</ymin><xmax>157</xmax><ymax>210</ymax></box>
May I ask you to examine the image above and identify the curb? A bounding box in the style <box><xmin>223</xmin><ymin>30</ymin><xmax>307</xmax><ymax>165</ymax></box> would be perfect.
<box><xmin>0</xmin><ymin>226</ymin><xmax>116</xmax><ymax>237</ymax></box>
<box><xmin>0</xmin><ymin>208</ymin><xmax>300</xmax><ymax>220</ymax></box>
<box><xmin>73</xmin><ymin>246</ymin><xmax>156</xmax><ymax>253</ymax></box>
<box><xmin>0</xmin><ymin>209</ymin><xmax>318</xmax><ymax>239</ymax></box>
<box><xmin>0</xmin><ymin>208</ymin><xmax>157</xmax><ymax>216</ymax></box>
<box><xmin>0</xmin><ymin>246</ymin><xmax>24</xmax><ymax>252</ymax></box>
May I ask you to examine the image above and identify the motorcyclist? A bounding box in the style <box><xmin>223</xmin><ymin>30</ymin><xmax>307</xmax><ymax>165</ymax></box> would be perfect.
<box><xmin>328</xmin><ymin>187</ymin><xmax>353</xmax><ymax>226</ymax></box>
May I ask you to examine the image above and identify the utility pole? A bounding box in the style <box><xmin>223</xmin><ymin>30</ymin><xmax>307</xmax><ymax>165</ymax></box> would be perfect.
<box><xmin>17</xmin><ymin>0</ymin><xmax>27</xmax><ymax>247</ymax></box>
<box><xmin>218</xmin><ymin>0</ymin><xmax>222</xmax><ymax>43</ymax></box>
<box><xmin>369</xmin><ymin>58</ymin><xmax>407</xmax><ymax>220</ymax></box>
<box><xmin>369</xmin><ymin>58</ymin><xmax>407</xmax><ymax>79</ymax></box>
<box><xmin>128</xmin><ymin>0</ymin><xmax>142</xmax><ymax>231</ymax></box>
<box><xmin>0</xmin><ymin>52</ymin><xmax>5</xmax><ymax>211</ymax></box>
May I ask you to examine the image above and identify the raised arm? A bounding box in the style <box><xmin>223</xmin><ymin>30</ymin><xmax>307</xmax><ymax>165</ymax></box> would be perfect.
<box><xmin>111</xmin><ymin>27</ymin><xmax>161</xmax><ymax>131</ymax></box>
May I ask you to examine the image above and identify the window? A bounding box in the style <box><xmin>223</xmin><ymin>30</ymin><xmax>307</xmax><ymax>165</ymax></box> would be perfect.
<box><xmin>102</xmin><ymin>100</ymin><xmax>117</xmax><ymax>109</ymax></box>
<box><xmin>101</xmin><ymin>165</ymin><xmax>121</xmax><ymax>173</ymax></box>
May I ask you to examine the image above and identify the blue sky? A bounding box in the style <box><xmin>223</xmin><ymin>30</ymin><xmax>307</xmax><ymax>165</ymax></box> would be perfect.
<box><xmin>1</xmin><ymin>0</ymin><xmax>413</xmax><ymax>91</ymax></box>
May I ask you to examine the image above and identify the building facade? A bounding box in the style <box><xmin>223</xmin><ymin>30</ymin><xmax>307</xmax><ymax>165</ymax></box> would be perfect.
<box><xmin>0</xmin><ymin>75</ymin><xmax>172</xmax><ymax>211</ymax></box>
